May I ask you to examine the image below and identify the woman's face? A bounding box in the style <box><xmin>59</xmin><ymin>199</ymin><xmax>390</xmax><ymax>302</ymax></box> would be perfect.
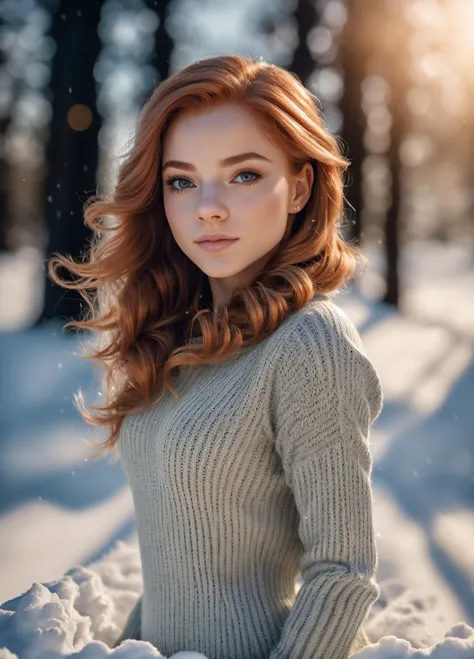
<box><xmin>161</xmin><ymin>102</ymin><xmax>313</xmax><ymax>310</ymax></box>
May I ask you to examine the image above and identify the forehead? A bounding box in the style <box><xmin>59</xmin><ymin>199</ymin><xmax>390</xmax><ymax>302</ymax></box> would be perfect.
<box><xmin>162</xmin><ymin>102</ymin><xmax>284</xmax><ymax>162</ymax></box>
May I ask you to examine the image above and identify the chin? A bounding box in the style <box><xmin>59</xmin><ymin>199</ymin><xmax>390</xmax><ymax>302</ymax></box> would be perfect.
<box><xmin>200</xmin><ymin>265</ymin><xmax>243</xmax><ymax>278</ymax></box>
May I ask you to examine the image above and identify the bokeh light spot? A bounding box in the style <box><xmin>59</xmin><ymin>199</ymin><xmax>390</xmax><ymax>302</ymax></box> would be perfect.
<box><xmin>67</xmin><ymin>104</ymin><xmax>93</xmax><ymax>131</ymax></box>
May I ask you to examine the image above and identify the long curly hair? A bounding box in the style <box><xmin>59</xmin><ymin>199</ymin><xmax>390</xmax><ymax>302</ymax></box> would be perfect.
<box><xmin>48</xmin><ymin>54</ymin><xmax>367</xmax><ymax>460</ymax></box>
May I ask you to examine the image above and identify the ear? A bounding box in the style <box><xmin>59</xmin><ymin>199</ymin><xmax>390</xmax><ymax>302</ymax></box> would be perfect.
<box><xmin>288</xmin><ymin>161</ymin><xmax>314</xmax><ymax>213</ymax></box>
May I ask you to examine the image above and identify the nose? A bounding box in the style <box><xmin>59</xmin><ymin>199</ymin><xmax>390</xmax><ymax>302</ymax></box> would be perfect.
<box><xmin>196</xmin><ymin>190</ymin><xmax>229</xmax><ymax>222</ymax></box>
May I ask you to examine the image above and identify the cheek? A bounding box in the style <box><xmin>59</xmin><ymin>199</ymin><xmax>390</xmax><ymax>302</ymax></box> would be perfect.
<box><xmin>164</xmin><ymin>196</ymin><xmax>187</xmax><ymax>236</ymax></box>
<box><xmin>163</xmin><ymin>192</ymin><xmax>177</xmax><ymax>219</ymax></box>
<box><xmin>249</xmin><ymin>182</ymin><xmax>289</xmax><ymax>229</ymax></box>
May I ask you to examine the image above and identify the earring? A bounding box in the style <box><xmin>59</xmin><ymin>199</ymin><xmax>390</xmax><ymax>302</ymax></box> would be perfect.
<box><xmin>294</xmin><ymin>206</ymin><xmax>300</xmax><ymax>212</ymax></box>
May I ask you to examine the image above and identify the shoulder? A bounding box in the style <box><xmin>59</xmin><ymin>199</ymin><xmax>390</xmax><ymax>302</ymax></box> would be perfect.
<box><xmin>272</xmin><ymin>295</ymin><xmax>365</xmax><ymax>360</ymax></box>
<box><xmin>270</xmin><ymin>296</ymin><xmax>384</xmax><ymax>425</ymax></box>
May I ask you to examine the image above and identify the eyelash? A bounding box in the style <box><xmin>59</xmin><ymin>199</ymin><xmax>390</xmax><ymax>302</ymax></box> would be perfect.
<box><xmin>164</xmin><ymin>168</ymin><xmax>263</xmax><ymax>194</ymax></box>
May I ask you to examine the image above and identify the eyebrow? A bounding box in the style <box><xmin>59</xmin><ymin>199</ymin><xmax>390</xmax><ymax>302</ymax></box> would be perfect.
<box><xmin>162</xmin><ymin>151</ymin><xmax>273</xmax><ymax>172</ymax></box>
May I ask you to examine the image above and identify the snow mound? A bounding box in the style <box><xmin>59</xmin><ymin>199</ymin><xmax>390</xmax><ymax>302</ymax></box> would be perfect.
<box><xmin>353</xmin><ymin>623</ymin><xmax>474</xmax><ymax>658</ymax></box>
<box><xmin>0</xmin><ymin>538</ymin><xmax>472</xmax><ymax>658</ymax></box>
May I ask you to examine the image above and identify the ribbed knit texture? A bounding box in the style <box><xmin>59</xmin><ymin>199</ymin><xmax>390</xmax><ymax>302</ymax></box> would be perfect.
<box><xmin>112</xmin><ymin>293</ymin><xmax>384</xmax><ymax>658</ymax></box>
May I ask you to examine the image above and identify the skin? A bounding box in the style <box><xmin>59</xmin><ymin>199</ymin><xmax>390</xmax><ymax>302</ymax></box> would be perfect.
<box><xmin>161</xmin><ymin>102</ymin><xmax>314</xmax><ymax>312</ymax></box>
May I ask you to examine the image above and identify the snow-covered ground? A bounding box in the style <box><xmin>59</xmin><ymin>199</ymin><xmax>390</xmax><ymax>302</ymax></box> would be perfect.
<box><xmin>0</xmin><ymin>238</ymin><xmax>473</xmax><ymax>657</ymax></box>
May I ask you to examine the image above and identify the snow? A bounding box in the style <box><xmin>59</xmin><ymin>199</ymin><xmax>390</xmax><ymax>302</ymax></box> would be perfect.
<box><xmin>0</xmin><ymin>536</ymin><xmax>472</xmax><ymax>658</ymax></box>
<box><xmin>0</xmin><ymin>239</ymin><xmax>473</xmax><ymax>657</ymax></box>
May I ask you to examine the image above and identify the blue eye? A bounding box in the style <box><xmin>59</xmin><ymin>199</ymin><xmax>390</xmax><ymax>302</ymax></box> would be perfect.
<box><xmin>164</xmin><ymin>168</ymin><xmax>263</xmax><ymax>193</ymax></box>
<box><xmin>233</xmin><ymin>169</ymin><xmax>263</xmax><ymax>185</ymax></box>
<box><xmin>166</xmin><ymin>176</ymin><xmax>194</xmax><ymax>191</ymax></box>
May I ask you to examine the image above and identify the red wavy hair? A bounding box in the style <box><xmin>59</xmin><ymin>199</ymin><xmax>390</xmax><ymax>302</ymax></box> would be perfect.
<box><xmin>48</xmin><ymin>54</ymin><xmax>367</xmax><ymax>460</ymax></box>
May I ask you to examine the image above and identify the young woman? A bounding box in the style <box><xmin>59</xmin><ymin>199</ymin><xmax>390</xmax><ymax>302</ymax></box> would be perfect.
<box><xmin>49</xmin><ymin>54</ymin><xmax>384</xmax><ymax>659</ymax></box>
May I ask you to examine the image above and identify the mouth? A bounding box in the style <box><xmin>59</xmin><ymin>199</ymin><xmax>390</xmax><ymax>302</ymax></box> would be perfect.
<box><xmin>196</xmin><ymin>238</ymin><xmax>239</xmax><ymax>252</ymax></box>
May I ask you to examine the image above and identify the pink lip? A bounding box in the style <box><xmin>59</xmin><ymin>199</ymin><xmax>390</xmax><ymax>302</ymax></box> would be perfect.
<box><xmin>197</xmin><ymin>239</ymin><xmax>239</xmax><ymax>252</ymax></box>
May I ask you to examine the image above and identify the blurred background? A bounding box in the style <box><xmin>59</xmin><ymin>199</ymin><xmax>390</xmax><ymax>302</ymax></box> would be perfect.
<box><xmin>0</xmin><ymin>0</ymin><xmax>473</xmax><ymax>647</ymax></box>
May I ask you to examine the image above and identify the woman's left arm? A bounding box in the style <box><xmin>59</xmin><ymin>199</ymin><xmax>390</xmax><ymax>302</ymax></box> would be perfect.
<box><xmin>268</xmin><ymin>306</ymin><xmax>384</xmax><ymax>659</ymax></box>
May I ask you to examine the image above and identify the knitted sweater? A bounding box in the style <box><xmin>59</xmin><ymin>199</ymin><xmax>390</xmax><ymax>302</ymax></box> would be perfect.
<box><xmin>113</xmin><ymin>293</ymin><xmax>384</xmax><ymax>658</ymax></box>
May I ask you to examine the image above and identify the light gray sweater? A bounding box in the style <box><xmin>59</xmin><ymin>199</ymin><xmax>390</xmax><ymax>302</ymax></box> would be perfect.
<box><xmin>113</xmin><ymin>293</ymin><xmax>384</xmax><ymax>658</ymax></box>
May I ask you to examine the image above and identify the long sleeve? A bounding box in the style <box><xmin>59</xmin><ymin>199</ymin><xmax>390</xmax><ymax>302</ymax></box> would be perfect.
<box><xmin>112</xmin><ymin>594</ymin><xmax>142</xmax><ymax>648</ymax></box>
<box><xmin>268</xmin><ymin>306</ymin><xmax>384</xmax><ymax>659</ymax></box>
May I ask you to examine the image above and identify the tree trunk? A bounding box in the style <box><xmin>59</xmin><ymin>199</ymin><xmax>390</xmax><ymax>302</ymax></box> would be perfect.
<box><xmin>381</xmin><ymin>0</ymin><xmax>410</xmax><ymax>308</ymax></box>
<box><xmin>34</xmin><ymin>0</ymin><xmax>103</xmax><ymax>328</ymax></box>
<box><xmin>338</xmin><ymin>0</ymin><xmax>369</xmax><ymax>245</ymax></box>
<box><xmin>0</xmin><ymin>13</ymin><xmax>12</xmax><ymax>252</ymax></box>
<box><xmin>145</xmin><ymin>0</ymin><xmax>174</xmax><ymax>85</ymax></box>
<box><xmin>286</xmin><ymin>0</ymin><xmax>320</xmax><ymax>83</ymax></box>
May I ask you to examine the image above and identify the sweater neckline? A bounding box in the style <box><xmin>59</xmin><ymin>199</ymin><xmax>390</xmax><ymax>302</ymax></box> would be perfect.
<box><xmin>186</xmin><ymin>293</ymin><xmax>331</xmax><ymax>347</ymax></box>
